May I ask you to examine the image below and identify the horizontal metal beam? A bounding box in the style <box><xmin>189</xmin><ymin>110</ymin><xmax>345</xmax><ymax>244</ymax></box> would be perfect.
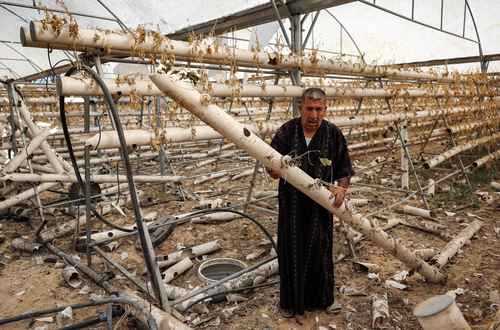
<box><xmin>15</xmin><ymin>63</ymin><xmax>74</xmax><ymax>82</ymax></box>
<box><xmin>389</xmin><ymin>53</ymin><xmax>500</xmax><ymax>68</ymax></box>
<box><xmin>0</xmin><ymin>39</ymin><xmax>21</xmax><ymax>45</ymax></box>
<box><xmin>168</xmin><ymin>0</ymin><xmax>356</xmax><ymax>40</ymax></box>
<box><xmin>0</xmin><ymin>1</ymin><xmax>117</xmax><ymax>22</ymax></box>
<box><xmin>0</xmin><ymin>57</ymin><xmax>28</xmax><ymax>62</ymax></box>
<box><xmin>358</xmin><ymin>0</ymin><xmax>478</xmax><ymax>44</ymax></box>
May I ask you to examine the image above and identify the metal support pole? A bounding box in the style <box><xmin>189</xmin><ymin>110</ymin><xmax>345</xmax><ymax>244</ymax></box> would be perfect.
<box><xmin>84</xmin><ymin>145</ymin><xmax>92</xmax><ymax>266</ymax></box>
<box><xmin>147</xmin><ymin>97</ymin><xmax>152</xmax><ymax>127</ymax></box>
<box><xmin>394</xmin><ymin>121</ymin><xmax>429</xmax><ymax>208</ymax></box>
<box><xmin>441</xmin><ymin>115</ymin><xmax>472</xmax><ymax>187</ymax></box>
<box><xmin>400</xmin><ymin>120</ymin><xmax>410</xmax><ymax>189</ymax></box>
<box><xmin>377</xmin><ymin>79</ymin><xmax>428</xmax><ymax>207</ymax></box>
<box><xmin>139</xmin><ymin>97</ymin><xmax>144</xmax><ymax>128</ymax></box>
<box><xmin>91</xmin><ymin>99</ymin><xmax>98</xmax><ymax>127</ymax></box>
<box><xmin>94</xmin><ymin>246</ymin><xmax>151</xmax><ymax>296</ymax></box>
<box><xmin>156</xmin><ymin>96</ymin><xmax>167</xmax><ymax>192</ymax></box>
<box><xmin>290</xmin><ymin>14</ymin><xmax>302</xmax><ymax>116</ymax></box>
<box><xmin>347</xmin><ymin>80</ymin><xmax>371</xmax><ymax>139</ymax></box>
<box><xmin>83</xmin><ymin>96</ymin><xmax>92</xmax><ymax>267</ymax></box>
<box><xmin>434</xmin><ymin>98</ymin><xmax>471</xmax><ymax>187</ymax></box>
<box><xmin>270</xmin><ymin>0</ymin><xmax>292</xmax><ymax>49</ymax></box>
<box><xmin>84</xmin><ymin>97</ymin><xmax>90</xmax><ymax>133</ymax></box>
<box><xmin>302</xmin><ymin>10</ymin><xmax>320</xmax><ymax>49</ymax></box>
<box><xmin>6</xmin><ymin>82</ymin><xmax>18</xmax><ymax>155</ymax></box>
<box><xmin>0</xmin><ymin>1</ymin><xmax>118</xmax><ymax>23</ymax></box>
<box><xmin>417</xmin><ymin>117</ymin><xmax>440</xmax><ymax>158</ymax></box>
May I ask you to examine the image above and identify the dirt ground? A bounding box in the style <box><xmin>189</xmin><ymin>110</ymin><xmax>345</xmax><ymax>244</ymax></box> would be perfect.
<box><xmin>0</xmin><ymin>149</ymin><xmax>499</xmax><ymax>330</ymax></box>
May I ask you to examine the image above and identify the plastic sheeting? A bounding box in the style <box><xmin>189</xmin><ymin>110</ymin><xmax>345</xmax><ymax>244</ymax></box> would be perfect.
<box><xmin>0</xmin><ymin>0</ymin><xmax>267</xmax><ymax>79</ymax></box>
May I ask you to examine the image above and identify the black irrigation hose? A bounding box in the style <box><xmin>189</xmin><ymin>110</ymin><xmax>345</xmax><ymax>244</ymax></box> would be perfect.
<box><xmin>59</xmin><ymin>69</ymin><xmax>134</xmax><ymax>233</ymax></box>
<box><xmin>0</xmin><ymin>301</ymin><xmax>104</xmax><ymax>326</ymax></box>
<box><xmin>183</xmin><ymin>208</ymin><xmax>278</xmax><ymax>253</ymax></box>
<box><xmin>89</xmin><ymin>207</ymin><xmax>277</xmax><ymax>254</ymax></box>
<box><xmin>62</xmin><ymin>64</ymin><xmax>167</xmax><ymax>307</ymax></box>
<box><xmin>0</xmin><ymin>297</ymin><xmax>157</xmax><ymax>330</ymax></box>
<box><xmin>59</xmin><ymin>306</ymin><xmax>123</xmax><ymax>330</ymax></box>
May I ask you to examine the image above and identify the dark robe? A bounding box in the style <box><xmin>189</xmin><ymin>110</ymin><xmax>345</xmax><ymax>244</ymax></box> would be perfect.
<box><xmin>270</xmin><ymin>117</ymin><xmax>354</xmax><ymax>314</ymax></box>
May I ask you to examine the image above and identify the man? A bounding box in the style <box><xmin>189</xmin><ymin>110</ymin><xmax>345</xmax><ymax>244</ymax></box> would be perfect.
<box><xmin>267</xmin><ymin>87</ymin><xmax>354</xmax><ymax>317</ymax></box>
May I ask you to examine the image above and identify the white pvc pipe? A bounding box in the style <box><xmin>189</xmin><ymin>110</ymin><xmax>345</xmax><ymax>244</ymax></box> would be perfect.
<box><xmin>189</xmin><ymin>212</ymin><xmax>240</xmax><ymax>224</ymax></box>
<box><xmin>0</xmin><ymin>182</ymin><xmax>58</xmax><ymax>211</ymax></box>
<box><xmin>157</xmin><ymin>240</ymin><xmax>221</xmax><ymax>268</ymax></box>
<box><xmin>432</xmin><ymin>220</ymin><xmax>482</xmax><ymax>268</ymax></box>
<box><xmin>0</xmin><ymin>173</ymin><xmax>185</xmax><ymax>183</ymax></box>
<box><xmin>58</xmin><ymin>76</ymin><xmax>485</xmax><ymax>98</ymax></box>
<box><xmin>84</xmin><ymin>105</ymin><xmax>480</xmax><ymax>149</ymax></box>
<box><xmin>424</xmin><ymin>133</ymin><xmax>500</xmax><ymax>169</ymax></box>
<box><xmin>162</xmin><ymin>257</ymin><xmax>193</xmax><ymax>284</ymax></box>
<box><xmin>17</xmin><ymin>102</ymin><xmax>67</xmax><ymax>173</ymax></box>
<box><xmin>85</xmin><ymin>122</ymin><xmax>280</xmax><ymax>149</ymax></box>
<box><xmin>150</xmin><ymin>74</ymin><xmax>445</xmax><ymax>283</ymax></box>
<box><xmin>471</xmin><ymin>149</ymin><xmax>500</xmax><ymax>168</ymax></box>
<box><xmin>3</xmin><ymin>128</ymin><xmax>56</xmax><ymax>173</ymax></box>
<box><xmin>85</xmin><ymin>129</ymin><xmax>154</xmax><ymax>149</ymax></box>
<box><xmin>193</xmin><ymin>171</ymin><xmax>228</xmax><ymax>185</ymax></box>
<box><xmin>28</xmin><ymin>21</ymin><xmax>448</xmax><ymax>81</ymax></box>
<box><xmin>399</xmin><ymin>205</ymin><xmax>435</xmax><ymax>219</ymax></box>
<box><xmin>0</xmin><ymin>96</ymin><xmax>60</xmax><ymax>104</ymax></box>
<box><xmin>232</xmin><ymin>168</ymin><xmax>260</xmax><ymax>180</ymax></box>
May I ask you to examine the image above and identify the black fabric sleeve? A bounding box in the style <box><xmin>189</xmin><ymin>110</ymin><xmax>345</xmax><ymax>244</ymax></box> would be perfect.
<box><xmin>331</xmin><ymin>129</ymin><xmax>355</xmax><ymax>181</ymax></box>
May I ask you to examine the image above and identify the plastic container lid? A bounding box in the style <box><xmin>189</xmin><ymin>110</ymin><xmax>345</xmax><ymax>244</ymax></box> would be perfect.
<box><xmin>413</xmin><ymin>294</ymin><xmax>454</xmax><ymax>318</ymax></box>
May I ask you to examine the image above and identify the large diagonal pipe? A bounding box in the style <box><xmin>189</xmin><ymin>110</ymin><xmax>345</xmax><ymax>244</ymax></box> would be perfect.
<box><xmin>150</xmin><ymin>74</ymin><xmax>446</xmax><ymax>283</ymax></box>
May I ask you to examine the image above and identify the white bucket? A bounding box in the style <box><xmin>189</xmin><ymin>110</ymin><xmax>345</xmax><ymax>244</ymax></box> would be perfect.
<box><xmin>413</xmin><ymin>294</ymin><xmax>471</xmax><ymax>330</ymax></box>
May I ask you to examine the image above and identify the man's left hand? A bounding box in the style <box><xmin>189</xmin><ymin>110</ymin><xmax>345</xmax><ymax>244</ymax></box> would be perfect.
<box><xmin>329</xmin><ymin>185</ymin><xmax>346</xmax><ymax>208</ymax></box>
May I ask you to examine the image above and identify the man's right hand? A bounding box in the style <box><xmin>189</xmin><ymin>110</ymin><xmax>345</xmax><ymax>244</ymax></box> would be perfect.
<box><xmin>329</xmin><ymin>185</ymin><xmax>346</xmax><ymax>208</ymax></box>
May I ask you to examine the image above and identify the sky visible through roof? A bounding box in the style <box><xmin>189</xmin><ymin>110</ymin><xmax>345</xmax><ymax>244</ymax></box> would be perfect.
<box><xmin>0</xmin><ymin>0</ymin><xmax>499</xmax><ymax>79</ymax></box>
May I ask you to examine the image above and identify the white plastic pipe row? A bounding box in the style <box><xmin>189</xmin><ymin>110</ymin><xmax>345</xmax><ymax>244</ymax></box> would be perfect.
<box><xmin>0</xmin><ymin>173</ymin><xmax>185</xmax><ymax>183</ymax></box>
<box><xmin>26</xmin><ymin>21</ymin><xmax>448</xmax><ymax>81</ymax></box>
<box><xmin>150</xmin><ymin>74</ymin><xmax>445</xmax><ymax>283</ymax></box>
<box><xmin>84</xmin><ymin>105</ymin><xmax>483</xmax><ymax>149</ymax></box>
<box><xmin>85</xmin><ymin>122</ymin><xmax>280</xmax><ymax>149</ymax></box>
<box><xmin>0</xmin><ymin>96</ymin><xmax>60</xmax><ymax>104</ymax></box>
<box><xmin>423</xmin><ymin>132</ymin><xmax>500</xmax><ymax>169</ymax></box>
<box><xmin>333</xmin><ymin>105</ymin><xmax>484</xmax><ymax>127</ymax></box>
<box><xmin>57</xmin><ymin>76</ymin><xmax>484</xmax><ymax>98</ymax></box>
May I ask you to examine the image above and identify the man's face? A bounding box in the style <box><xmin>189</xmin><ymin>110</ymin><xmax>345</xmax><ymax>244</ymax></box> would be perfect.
<box><xmin>300</xmin><ymin>98</ymin><xmax>327</xmax><ymax>132</ymax></box>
